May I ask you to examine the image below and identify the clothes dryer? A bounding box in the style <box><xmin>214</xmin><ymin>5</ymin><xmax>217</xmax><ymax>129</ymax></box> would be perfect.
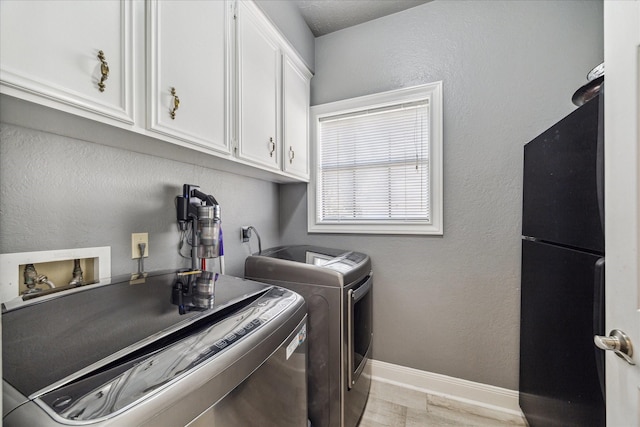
<box><xmin>245</xmin><ymin>245</ymin><xmax>372</xmax><ymax>427</ymax></box>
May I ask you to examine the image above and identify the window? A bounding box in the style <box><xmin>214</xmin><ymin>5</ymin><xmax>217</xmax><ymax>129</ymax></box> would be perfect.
<box><xmin>308</xmin><ymin>82</ymin><xmax>443</xmax><ymax>235</ymax></box>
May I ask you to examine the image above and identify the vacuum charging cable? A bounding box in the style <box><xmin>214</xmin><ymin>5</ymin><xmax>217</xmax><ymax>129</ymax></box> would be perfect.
<box><xmin>241</xmin><ymin>226</ymin><xmax>262</xmax><ymax>255</ymax></box>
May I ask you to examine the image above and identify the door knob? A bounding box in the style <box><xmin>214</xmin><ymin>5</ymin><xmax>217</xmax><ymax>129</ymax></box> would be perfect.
<box><xmin>594</xmin><ymin>329</ymin><xmax>635</xmax><ymax>365</ymax></box>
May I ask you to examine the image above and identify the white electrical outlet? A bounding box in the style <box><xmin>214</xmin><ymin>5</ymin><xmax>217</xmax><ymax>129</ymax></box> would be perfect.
<box><xmin>131</xmin><ymin>233</ymin><xmax>149</xmax><ymax>259</ymax></box>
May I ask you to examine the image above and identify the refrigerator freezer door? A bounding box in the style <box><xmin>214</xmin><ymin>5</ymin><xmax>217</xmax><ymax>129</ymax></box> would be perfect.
<box><xmin>519</xmin><ymin>239</ymin><xmax>605</xmax><ymax>427</ymax></box>
<box><xmin>522</xmin><ymin>95</ymin><xmax>604</xmax><ymax>253</ymax></box>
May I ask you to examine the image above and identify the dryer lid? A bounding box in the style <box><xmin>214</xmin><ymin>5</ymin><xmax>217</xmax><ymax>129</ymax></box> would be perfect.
<box><xmin>246</xmin><ymin>245</ymin><xmax>371</xmax><ymax>287</ymax></box>
<box><xmin>262</xmin><ymin>246</ymin><xmax>365</xmax><ymax>271</ymax></box>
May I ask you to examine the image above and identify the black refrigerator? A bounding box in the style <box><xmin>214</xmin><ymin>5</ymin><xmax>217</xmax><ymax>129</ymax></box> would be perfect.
<box><xmin>519</xmin><ymin>91</ymin><xmax>605</xmax><ymax>426</ymax></box>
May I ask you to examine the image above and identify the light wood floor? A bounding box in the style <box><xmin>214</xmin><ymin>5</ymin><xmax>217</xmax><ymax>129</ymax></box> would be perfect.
<box><xmin>357</xmin><ymin>380</ymin><xmax>526</xmax><ymax>427</ymax></box>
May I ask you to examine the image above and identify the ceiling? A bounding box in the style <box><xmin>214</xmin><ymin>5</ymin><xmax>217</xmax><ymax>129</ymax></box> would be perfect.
<box><xmin>294</xmin><ymin>0</ymin><xmax>431</xmax><ymax>37</ymax></box>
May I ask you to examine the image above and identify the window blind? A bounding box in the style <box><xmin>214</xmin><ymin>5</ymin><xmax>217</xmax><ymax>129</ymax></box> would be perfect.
<box><xmin>317</xmin><ymin>101</ymin><xmax>430</xmax><ymax>223</ymax></box>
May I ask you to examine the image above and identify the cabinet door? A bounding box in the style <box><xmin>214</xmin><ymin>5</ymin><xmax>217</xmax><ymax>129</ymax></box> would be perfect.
<box><xmin>147</xmin><ymin>0</ymin><xmax>229</xmax><ymax>154</ymax></box>
<box><xmin>282</xmin><ymin>55</ymin><xmax>310</xmax><ymax>180</ymax></box>
<box><xmin>237</xmin><ymin>1</ymin><xmax>281</xmax><ymax>171</ymax></box>
<box><xmin>0</xmin><ymin>0</ymin><xmax>133</xmax><ymax>124</ymax></box>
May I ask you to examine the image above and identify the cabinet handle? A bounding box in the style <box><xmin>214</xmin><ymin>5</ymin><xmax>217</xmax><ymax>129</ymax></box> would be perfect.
<box><xmin>289</xmin><ymin>146</ymin><xmax>295</xmax><ymax>163</ymax></box>
<box><xmin>268</xmin><ymin>137</ymin><xmax>275</xmax><ymax>157</ymax></box>
<box><xmin>97</xmin><ymin>50</ymin><xmax>109</xmax><ymax>92</ymax></box>
<box><xmin>170</xmin><ymin>87</ymin><xmax>180</xmax><ymax>119</ymax></box>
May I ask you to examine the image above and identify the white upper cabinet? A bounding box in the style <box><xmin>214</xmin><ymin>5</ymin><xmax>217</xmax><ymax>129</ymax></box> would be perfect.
<box><xmin>282</xmin><ymin>54</ymin><xmax>311</xmax><ymax>180</ymax></box>
<box><xmin>235</xmin><ymin>0</ymin><xmax>312</xmax><ymax>180</ymax></box>
<box><xmin>147</xmin><ymin>0</ymin><xmax>230</xmax><ymax>154</ymax></box>
<box><xmin>0</xmin><ymin>0</ymin><xmax>134</xmax><ymax>124</ymax></box>
<box><xmin>236</xmin><ymin>0</ymin><xmax>282</xmax><ymax>171</ymax></box>
<box><xmin>0</xmin><ymin>0</ymin><xmax>311</xmax><ymax>182</ymax></box>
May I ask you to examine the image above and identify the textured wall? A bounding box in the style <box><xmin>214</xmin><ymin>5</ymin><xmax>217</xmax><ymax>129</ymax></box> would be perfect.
<box><xmin>280</xmin><ymin>0</ymin><xmax>603</xmax><ymax>390</ymax></box>
<box><xmin>0</xmin><ymin>124</ymin><xmax>279</xmax><ymax>278</ymax></box>
<box><xmin>255</xmin><ymin>0</ymin><xmax>315</xmax><ymax>72</ymax></box>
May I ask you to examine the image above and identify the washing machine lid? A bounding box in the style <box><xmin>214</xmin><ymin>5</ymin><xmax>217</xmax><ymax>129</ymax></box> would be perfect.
<box><xmin>2</xmin><ymin>271</ymin><xmax>271</xmax><ymax>400</ymax></box>
<box><xmin>245</xmin><ymin>245</ymin><xmax>371</xmax><ymax>287</ymax></box>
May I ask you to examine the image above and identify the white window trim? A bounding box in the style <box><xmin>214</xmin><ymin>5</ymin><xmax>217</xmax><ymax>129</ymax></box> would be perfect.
<box><xmin>308</xmin><ymin>82</ymin><xmax>443</xmax><ymax>235</ymax></box>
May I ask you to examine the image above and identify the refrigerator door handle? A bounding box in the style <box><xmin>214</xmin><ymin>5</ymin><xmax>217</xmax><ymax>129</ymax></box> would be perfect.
<box><xmin>593</xmin><ymin>257</ymin><xmax>606</xmax><ymax>398</ymax></box>
<box><xmin>596</xmin><ymin>83</ymin><xmax>605</xmax><ymax>231</ymax></box>
<box><xmin>593</xmin><ymin>258</ymin><xmax>605</xmax><ymax>337</ymax></box>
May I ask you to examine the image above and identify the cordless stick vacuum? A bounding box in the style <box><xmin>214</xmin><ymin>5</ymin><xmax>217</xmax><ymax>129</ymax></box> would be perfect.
<box><xmin>174</xmin><ymin>184</ymin><xmax>221</xmax><ymax>314</ymax></box>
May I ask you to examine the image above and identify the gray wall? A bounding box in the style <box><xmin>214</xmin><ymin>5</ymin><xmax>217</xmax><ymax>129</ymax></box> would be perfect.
<box><xmin>280</xmin><ymin>0</ymin><xmax>603</xmax><ymax>390</ymax></box>
<box><xmin>0</xmin><ymin>123</ymin><xmax>279</xmax><ymax>277</ymax></box>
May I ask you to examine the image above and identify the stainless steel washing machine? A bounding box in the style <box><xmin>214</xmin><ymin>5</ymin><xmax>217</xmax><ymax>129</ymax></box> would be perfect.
<box><xmin>2</xmin><ymin>270</ymin><xmax>308</xmax><ymax>426</ymax></box>
<box><xmin>245</xmin><ymin>245</ymin><xmax>372</xmax><ymax>427</ymax></box>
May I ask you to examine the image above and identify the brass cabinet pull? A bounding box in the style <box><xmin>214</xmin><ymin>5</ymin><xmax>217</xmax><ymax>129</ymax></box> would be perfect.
<box><xmin>97</xmin><ymin>50</ymin><xmax>109</xmax><ymax>92</ymax></box>
<box><xmin>289</xmin><ymin>146</ymin><xmax>295</xmax><ymax>163</ymax></box>
<box><xmin>268</xmin><ymin>137</ymin><xmax>275</xmax><ymax>157</ymax></box>
<box><xmin>170</xmin><ymin>87</ymin><xmax>180</xmax><ymax>119</ymax></box>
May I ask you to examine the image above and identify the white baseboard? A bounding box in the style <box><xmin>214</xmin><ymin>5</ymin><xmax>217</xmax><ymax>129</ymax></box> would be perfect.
<box><xmin>369</xmin><ymin>359</ymin><xmax>525</xmax><ymax>421</ymax></box>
